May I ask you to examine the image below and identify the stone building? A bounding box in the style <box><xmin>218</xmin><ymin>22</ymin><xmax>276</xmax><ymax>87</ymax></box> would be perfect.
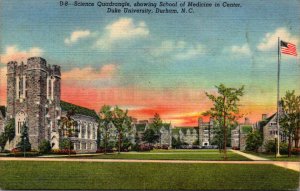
<box><xmin>0</xmin><ymin>57</ymin><xmax>98</xmax><ymax>152</ymax></box>
<box><xmin>198</xmin><ymin>117</ymin><xmax>214</xmax><ymax>146</ymax></box>
<box><xmin>172</xmin><ymin>127</ymin><xmax>199</xmax><ymax>146</ymax></box>
<box><xmin>231</xmin><ymin>118</ymin><xmax>253</xmax><ymax>150</ymax></box>
<box><xmin>254</xmin><ymin>113</ymin><xmax>288</xmax><ymax>150</ymax></box>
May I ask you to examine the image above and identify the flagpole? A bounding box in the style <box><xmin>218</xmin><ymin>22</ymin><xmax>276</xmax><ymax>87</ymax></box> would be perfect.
<box><xmin>276</xmin><ymin>37</ymin><xmax>281</xmax><ymax>157</ymax></box>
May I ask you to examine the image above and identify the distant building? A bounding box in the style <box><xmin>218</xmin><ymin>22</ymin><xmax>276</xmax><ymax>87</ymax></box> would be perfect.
<box><xmin>231</xmin><ymin>118</ymin><xmax>253</xmax><ymax>150</ymax></box>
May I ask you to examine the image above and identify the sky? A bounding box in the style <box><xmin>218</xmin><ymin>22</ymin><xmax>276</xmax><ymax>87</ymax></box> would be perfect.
<box><xmin>0</xmin><ymin>0</ymin><xmax>300</xmax><ymax>126</ymax></box>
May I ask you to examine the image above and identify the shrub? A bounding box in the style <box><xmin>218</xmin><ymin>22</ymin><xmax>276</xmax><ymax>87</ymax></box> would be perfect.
<box><xmin>264</xmin><ymin>140</ymin><xmax>276</xmax><ymax>153</ymax></box>
<box><xmin>9</xmin><ymin>152</ymin><xmax>39</xmax><ymax>157</ymax></box>
<box><xmin>11</xmin><ymin>148</ymin><xmax>21</xmax><ymax>153</ymax></box>
<box><xmin>59</xmin><ymin>138</ymin><xmax>73</xmax><ymax>150</ymax></box>
<box><xmin>38</xmin><ymin>139</ymin><xmax>52</xmax><ymax>154</ymax></box>
<box><xmin>280</xmin><ymin>142</ymin><xmax>288</xmax><ymax>155</ymax></box>
<box><xmin>139</xmin><ymin>144</ymin><xmax>153</xmax><ymax>152</ymax></box>
<box><xmin>122</xmin><ymin>138</ymin><xmax>132</xmax><ymax>151</ymax></box>
<box><xmin>245</xmin><ymin>131</ymin><xmax>263</xmax><ymax>152</ymax></box>
<box><xmin>107</xmin><ymin>141</ymin><xmax>116</xmax><ymax>150</ymax></box>
<box><xmin>264</xmin><ymin>140</ymin><xmax>289</xmax><ymax>154</ymax></box>
<box><xmin>231</xmin><ymin>146</ymin><xmax>240</xmax><ymax>150</ymax></box>
<box><xmin>131</xmin><ymin>144</ymin><xmax>140</xmax><ymax>151</ymax></box>
<box><xmin>161</xmin><ymin>144</ymin><xmax>169</xmax><ymax>150</ymax></box>
<box><xmin>291</xmin><ymin>148</ymin><xmax>300</xmax><ymax>155</ymax></box>
<box><xmin>51</xmin><ymin>149</ymin><xmax>76</xmax><ymax>155</ymax></box>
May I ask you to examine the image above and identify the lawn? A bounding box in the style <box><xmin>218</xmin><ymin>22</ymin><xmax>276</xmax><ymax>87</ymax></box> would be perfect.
<box><xmin>71</xmin><ymin>150</ymin><xmax>250</xmax><ymax>161</ymax></box>
<box><xmin>244</xmin><ymin>151</ymin><xmax>300</xmax><ymax>161</ymax></box>
<box><xmin>0</xmin><ymin>161</ymin><xmax>298</xmax><ymax>190</ymax></box>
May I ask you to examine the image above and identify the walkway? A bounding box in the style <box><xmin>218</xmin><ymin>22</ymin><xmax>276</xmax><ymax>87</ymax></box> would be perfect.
<box><xmin>230</xmin><ymin>149</ymin><xmax>269</xmax><ymax>160</ymax></box>
<box><xmin>0</xmin><ymin>157</ymin><xmax>299</xmax><ymax>172</ymax></box>
<box><xmin>231</xmin><ymin>149</ymin><xmax>300</xmax><ymax>172</ymax></box>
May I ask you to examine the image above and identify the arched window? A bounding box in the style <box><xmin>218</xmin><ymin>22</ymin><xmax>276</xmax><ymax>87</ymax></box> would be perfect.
<box><xmin>15</xmin><ymin>111</ymin><xmax>27</xmax><ymax>135</ymax></box>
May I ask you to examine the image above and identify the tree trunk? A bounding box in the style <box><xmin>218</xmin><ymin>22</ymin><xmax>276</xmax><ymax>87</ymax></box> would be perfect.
<box><xmin>294</xmin><ymin>127</ymin><xmax>299</xmax><ymax>148</ymax></box>
<box><xmin>69</xmin><ymin>137</ymin><xmax>71</xmax><ymax>157</ymax></box>
<box><xmin>223</xmin><ymin>96</ymin><xmax>227</xmax><ymax>160</ymax></box>
<box><xmin>104</xmin><ymin>131</ymin><xmax>107</xmax><ymax>154</ymax></box>
<box><xmin>118</xmin><ymin>131</ymin><xmax>122</xmax><ymax>154</ymax></box>
<box><xmin>223</xmin><ymin>126</ymin><xmax>227</xmax><ymax>160</ymax></box>
<box><xmin>288</xmin><ymin>135</ymin><xmax>292</xmax><ymax>157</ymax></box>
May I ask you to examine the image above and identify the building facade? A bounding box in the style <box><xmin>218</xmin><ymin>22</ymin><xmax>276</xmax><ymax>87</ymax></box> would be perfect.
<box><xmin>231</xmin><ymin>118</ymin><xmax>253</xmax><ymax>150</ymax></box>
<box><xmin>0</xmin><ymin>57</ymin><xmax>98</xmax><ymax>152</ymax></box>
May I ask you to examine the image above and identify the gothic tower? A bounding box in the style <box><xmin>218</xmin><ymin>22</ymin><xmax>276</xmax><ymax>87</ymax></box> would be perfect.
<box><xmin>6</xmin><ymin>57</ymin><xmax>61</xmax><ymax>150</ymax></box>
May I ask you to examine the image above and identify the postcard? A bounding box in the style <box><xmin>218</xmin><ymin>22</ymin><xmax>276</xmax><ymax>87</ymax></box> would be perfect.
<box><xmin>0</xmin><ymin>0</ymin><xmax>299</xmax><ymax>190</ymax></box>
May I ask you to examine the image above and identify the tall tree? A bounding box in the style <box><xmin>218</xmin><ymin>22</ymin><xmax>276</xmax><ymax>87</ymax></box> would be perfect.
<box><xmin>203</xmin><ymin>84</ymin><xmax>244</xmax><ymax>160</ymax></box>
<box><xmin>111</xmin><ymin>106</ymin><xmax>132</xmax><ymax>154</ymax></box>
<box><xmin>60</xmin><ymin>110</ymin><xmax>77</xmax><ymax>156</ymax></box>
<box><xmin>98</xmin><ymin>105</ymin><xmax>113</xmax><ymax>154</ymax></box>
<box><xmin>143</xmin><ymin>128</ymin><xmax>159</xmax><ymax>146</ymax></box>
<box><xmin>150</xmin><ymin>113</ymin><xmax>163</xmax><ymax>145</ymax></box>
<box><xmin>280</xmin><ymin>90</ymin><xmax>300</xmax><ymax>156</ymax></box>
<box><xmin>16</xmin><ymin>124</ymin><xmax>31</xmax><ymax>152</ymax></box>
<box><xmin>151</xmin><ymin>113</ymin><xmax>163</xmax><ymax>133</ymax></box>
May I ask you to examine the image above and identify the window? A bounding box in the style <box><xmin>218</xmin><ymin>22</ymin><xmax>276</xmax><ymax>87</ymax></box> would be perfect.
<box><xmin>87</xmin><ymin>124</ymin><xmax>91</xmax><ymax>139</ymax></box>
<box><xmin>16</xmin><ymin>111</ymin><xmax>27</xmax><ymax>135</ymax></box>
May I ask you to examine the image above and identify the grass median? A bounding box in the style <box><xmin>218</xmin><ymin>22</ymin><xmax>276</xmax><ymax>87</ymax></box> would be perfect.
<box><xmin>0</xmin><ymin>161</ymin><xmax>298</xmax><ymax>190</ymax></box>
<box><xmin>70</xmin><ymin>149</ymin><xmax>250</xmax><ymax>161</ymax></box>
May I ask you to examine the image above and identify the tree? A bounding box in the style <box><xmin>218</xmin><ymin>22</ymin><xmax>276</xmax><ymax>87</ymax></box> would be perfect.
<box><xmin>4</xmin><ymin>119</ymin><xmax>15</xmax><ymax>142</ymax></box>
<box><xmin>150</xmin><ymin>113</ymin><xmax>163</xmax><ymax>145</ymax></box>
<box><xmin>172</xmin><ymin>137</ymin><xmax>182</xmax><ymax>149</ymax></box>
<box><xmin>59</xmin><ymin>138</ymin><xmax>73</xmax><ymax>150</ymax></box>
<box><xmin>0</xmin><ymin>133</ymin><xmax>7</xmax><ymax>152</ymax></box>
<box><xmin>211</xmin><ymin>120</ymin><xmax>237</xmax><ymax>151</ymax></box>
<box><xmin>38</xmin><ymin>139</ymin><xmax>51</xmax><ymax>154</ymax></box>
<box><xmin>280</xmin><ymin>90</ymin><xmax>300</xmax><ymax>157</ymax></box>
<box><xmin>98</xmin><ymin>105</ymin><xmax>113</xmax><ymax>154</ymax></box>
<box><xmin>16</xmin><ymin>124</ymin><xmax>31</xmax><ymax>152</ymax></box>
<box><xmin>203</xmin><ymin>84</ymin><xmax>244</xmax><ymax>160</ymax></box>
<box><xmin>245</xmin><ymin>131</ymin><xmax>263</xmax><ymax>152</ymax></box>
<box><xmin>143</xmin><ymin>128</ymin><xmax>159</xmax><ymax>146</ymax></box>
<box><xmin>60</xmin><ymin>110</ymin><xmax>77</xmax><ymax>156</ymax></box>
<box><xmin>150</xmin><ymin>113</ymin><xmax>163</xmax><ymax>133</ymax></box>
<box><xmin>0</xmin><ymin>119</ymin><xmax>16</xmax><ymax>152</ymax></box>
<box><xmin>111</xmin><ymin>106</ymin><xmax>132</xmax><ymax>154</ymax></box>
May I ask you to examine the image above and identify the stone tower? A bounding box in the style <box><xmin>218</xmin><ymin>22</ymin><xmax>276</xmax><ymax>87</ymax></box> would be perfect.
<box><xmin>6</xmin><ymin>57</ymin><xmax>61</xmax><ymax>150</ymax></box>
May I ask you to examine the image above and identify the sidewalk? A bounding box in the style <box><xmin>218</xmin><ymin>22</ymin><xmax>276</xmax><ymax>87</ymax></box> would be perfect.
<box><xmin>230</xmin><ymin>149</ymin><xmax>269</xmax><ymax>160</ymax></box>
<box><xmin>231</xmin><ymin>149</ymin><xmax>300</xmax><ymax>172</ymax></box>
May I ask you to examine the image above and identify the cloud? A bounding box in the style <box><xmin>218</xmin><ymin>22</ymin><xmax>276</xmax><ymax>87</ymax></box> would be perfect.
<box><xmin>95</xmin><ymin>18</ymin><xmax>149</xmax><ymax>49</ymax></box>
<box><xmin>62</xmin><ymin>64</ymin><xmax>118</xmax><ymax>81</ymax></box>
<box><xmin>230</xmin><ymin>44</ymin><xmax>251</xmax><ymax>56</ymax></box>
<box><xmin>0</xmin><ymin>67</ymin><xmax>7</xmax><ymax>86</ymax></box>
<box><xmin>0</xmin><ymin>67</ymin><xmax>7</xmax><ymax>105</ymax></box>
<box><xmin>151</xmin><ymin>40</ymin><xmax>204</xmax><ymax>60</ymax></box>
<box><xmin>0</xmin><ymin>45</ymin><xmax>44</xmax><ymax>64</ymax></box>
<box><xmin>257</xmin><ymin>27</ymin><xmax>299</xmax><ymax>51</ymax></box>
<box><xmin>64</xmin><ymin>30</ymin><xmax>91</xmax><ymax>45</ymax></box>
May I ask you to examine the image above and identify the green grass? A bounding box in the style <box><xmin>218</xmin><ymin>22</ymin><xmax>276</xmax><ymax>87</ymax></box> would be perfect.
<box><xmin>150</xmin><ymin>149</ymin><xmax>220</xmax><ymax>152</ymax></box>
<box><xmin>0</xmin><ymin>161</ymin><xmax>298</xmax><ymax>190</ymax></box>
<box><xmin>244</xmin><ymin>151</ymin><xmax>300</xmax><ymax>161</ymax></box>
<box><xmin>71</xmin><ymin>150</ymin><xmax>250</xmax><ymax>161</ymax></box>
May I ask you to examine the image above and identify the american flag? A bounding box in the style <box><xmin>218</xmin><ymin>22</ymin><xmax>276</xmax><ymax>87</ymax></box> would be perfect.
<box><xmin>280</xmin><ymin>41</ymin><xmax>297</xmax><ymax>56</ymax></box>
